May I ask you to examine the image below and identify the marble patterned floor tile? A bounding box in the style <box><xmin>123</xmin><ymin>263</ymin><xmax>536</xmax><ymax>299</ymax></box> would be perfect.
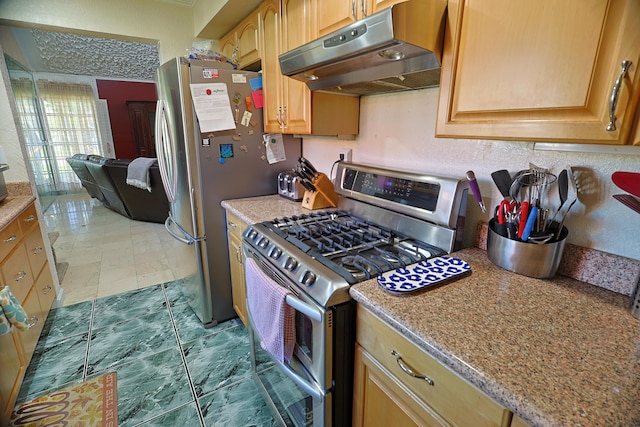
<box><xmin>17</xmin><ymin>334</ymin><xmax>88</xmax><ymax>403</ymax></box>
<box><xmin>183</xmin><ymin>325</ymin><xmax>252</xmax><ymax>398</ymax></box>
<box><xmin>199</xmin><ymin>377</ymin><xmax>278</xmax><ymax>427</ymax></box>
<box><xmin>38</xmin><ymin>300</ymin><xmax>94</xmax><ymax>346</ymax></box>
<box><xmin>87</xmin><ymin>309</ymin><xmax>177</xmax><ymax>376</ymax></box>
<box><xmin>136</xmin><ymin>402</ymin><xmax>203</xmax><ymax>427</ymax></box>
<box><xmin>92</xmin><ymin>284</ymin><xmax>167</xmax><ymax>329</ymax></box>
<box><xmin>110</xmin><ymin>348</ymin><xmax>195</xmax><ymax>427</ymax></box>
<box><xmin>163</xmin><ymin>279</ymin><xmax>188</xmax><ymax>307</ymax></box>
<box><xmin>171</xmin><ymin>302</ymin><xmax>243</xmax><ymax>344</ymax></box>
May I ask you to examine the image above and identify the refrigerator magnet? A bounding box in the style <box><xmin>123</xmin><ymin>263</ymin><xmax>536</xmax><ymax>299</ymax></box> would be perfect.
<box><xmin>241</xmin><ymin>111</ymin><xmax>252</xmax><ymax>127</ymax></box>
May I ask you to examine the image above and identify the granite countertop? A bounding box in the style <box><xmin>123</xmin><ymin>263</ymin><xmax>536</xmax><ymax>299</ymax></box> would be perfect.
<box><xmin>222</xmin><ymin>194</ymin><xmax>640</xmax><ymax>426</ymax></box>
<box><xmin>350</xmin><ymin>248</ymin><xmax>640</xmax><ymax>427</ymax></box>
<box><xmin>0</xmin><ymin>196</ymin><xmax>36</xmax><ymax>230</ymax></box>
<box><xmin>221</xmin><ymin>194</ymin><xmax>334</xmax><ymax>225</ymax></box>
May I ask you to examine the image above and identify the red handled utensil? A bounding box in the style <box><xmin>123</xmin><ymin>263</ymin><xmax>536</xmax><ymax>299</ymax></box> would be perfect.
<box><xmin>612</xmin><ymin>171</ymin><xmax>640</xmax><ymax>198</ymax></box>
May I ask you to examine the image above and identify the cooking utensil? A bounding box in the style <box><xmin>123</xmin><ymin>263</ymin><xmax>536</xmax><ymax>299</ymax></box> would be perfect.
<box><xmin>466</xmin><ymin>170</ymin><xmax>486</xmax><ymax>213</ymax></box>
<box><xmin>521</xmin><ymin>206</ymin><xmax>538</xmax><ymax>241</ymax></box>
<box><xmin>613</xmin><ymin>194</ymin><xmax>640</xmax><ymax>214</ymax></box>
<box><xmin>612</xmin><ymin>171</ymin><xmax>640</xmax><ymax>198</ymax></box>
<box><xmin>491</xmin><ymin>169</ymin><xmax>512</xmax><ymax>198</ymax></box>
<box><xmin>517</xmin><ymin>201</ymin><xmax>529</xmax><ymax>239</ymax></box>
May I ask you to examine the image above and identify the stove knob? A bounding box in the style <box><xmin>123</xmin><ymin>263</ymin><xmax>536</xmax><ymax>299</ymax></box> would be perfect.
<box><xmin>246</xmin><ymin>229</ymin><xmax>258</xmax><ymax>240</ymax></box>
<box><xmin>284</xmin><ymin>257</ymin><xmax>298</xmax><ymax>271</ymax></box>
<box><xmin>269</xmin><ymin>247</ymin><xmax>282</xmax><ymax>260</ymax></box>
<box><xmin>258</xmin><ymin>237</ymin><xmax>269</xmax><ymax>248</ymax></box>
<box><xmin>301</xmin><ymin>270</ymin><xmax>316</xmax><ymax>286</ymax></box>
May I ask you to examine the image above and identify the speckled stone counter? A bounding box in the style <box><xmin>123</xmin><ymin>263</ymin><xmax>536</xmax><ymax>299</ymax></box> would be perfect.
<box><xmin>351</xmin><ymin>248</ymin><xmax>640</xmax><ymax>427</ymax></box>
<box><xmin>221</xmin><ymin>194</ymin><xmax>335</xmax><ymax>225</ymax></box>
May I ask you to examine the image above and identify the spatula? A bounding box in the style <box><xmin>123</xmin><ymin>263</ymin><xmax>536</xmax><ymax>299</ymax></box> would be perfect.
<box><xmin>612</xmin><ymin>171</ymin><xmax>640</xmax><ymax>198</ymax></box>
<box><xmin>613</xmin><ymin>194</ymin><xmax>640</xmax><ymax>215</ymax></box>
<box><xmin>491</xmin><ymin>169</ymin><xmax>512</xmax><ymax>198</ymax></box>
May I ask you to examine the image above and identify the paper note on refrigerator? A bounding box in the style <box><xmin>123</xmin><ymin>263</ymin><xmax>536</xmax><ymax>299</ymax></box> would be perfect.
<box><xmin>189</xmin><ymin>83</ymin><xmax>236</xmax><ymax>132</ymax></box>
<box><xmin>263</xmin><ymin>134</ymin><xmax>286</xmax><ymax>164</ymax></box>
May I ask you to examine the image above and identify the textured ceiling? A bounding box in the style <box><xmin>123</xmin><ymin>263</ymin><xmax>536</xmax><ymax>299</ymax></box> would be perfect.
<box><xmin>16</xmin><ymin>28</ymin><xmax>160</xmax><ymax>81</ymax></box>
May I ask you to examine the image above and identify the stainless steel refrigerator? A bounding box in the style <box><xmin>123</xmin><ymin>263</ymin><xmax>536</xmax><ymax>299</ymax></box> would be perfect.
<box><xmin>155</xmin><ymin>57</ymin><xmax>301</xmax><ymax>327</ymax></box>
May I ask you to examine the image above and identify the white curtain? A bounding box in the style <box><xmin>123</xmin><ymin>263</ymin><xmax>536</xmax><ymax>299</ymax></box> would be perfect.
<box><xmin>12</xmin><ymin>78</ymin><xmax>104</xmax><ymax>193</ymax></box>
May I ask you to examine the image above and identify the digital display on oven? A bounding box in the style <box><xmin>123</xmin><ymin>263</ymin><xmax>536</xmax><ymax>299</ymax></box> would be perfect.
<box><xmin>344</xmin><ymin>169</ymin><xmax>440</xmax><ymax>211</ymax></box>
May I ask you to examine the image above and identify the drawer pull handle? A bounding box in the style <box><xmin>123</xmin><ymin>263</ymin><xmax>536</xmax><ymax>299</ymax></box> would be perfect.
<box><xmin>33</xmin><ymin>246</ymin><xmax>44</xmax><ymax>254</ymax></box>
<box><xmin>4</xmin><ymin>234</ymin><xmax>17</xmax><ymax>243</ymax></box>
<box><xmin>15</xmin><ymin>271</ymin><xmax>27</xmax><ymax>281</ymax></box>
<box><xmin>227</xmin><ymin>221</ymin><xmax>237</xmax><ymax>228</ymax></box>
<box><xmin>606</xmin><ymin>60</ymin><xmax>631</xmax><ymax>132</ymax></box>
<box><xmin>43</xmin><ymin>285</ymin><xmax>52</xmax><ymax>294</ymax></box>
<box><xmin>28</xmin><ymin>316</ymin><xmax>39</xmax><ymax>328</ymax></box>
<box><xmin>391</xmin><ymin>350</ymin><xmax>434</xmax><ymax>386</ymax></box>
<box><xmin>24</xmin><ymin>215</ymin><xmax>36</xmax><ymax>223</ymax></box>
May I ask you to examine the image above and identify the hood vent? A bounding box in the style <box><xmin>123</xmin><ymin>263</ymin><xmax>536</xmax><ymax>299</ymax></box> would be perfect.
<box><xmin>279</xmin><ymin>0</ymin><xmax>447</xmax><ymax>96</ymax></box>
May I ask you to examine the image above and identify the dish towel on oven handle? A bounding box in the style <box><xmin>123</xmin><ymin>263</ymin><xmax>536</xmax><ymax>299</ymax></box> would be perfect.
<box><xmin>0</xmin><ymin>286</ymin><xmax>31</xmax><ymax>335</ymax></box>
<box><xmin>245</xmin><ymin>257</ymin><xmax>295</xmax><ymax>364</ymax></box>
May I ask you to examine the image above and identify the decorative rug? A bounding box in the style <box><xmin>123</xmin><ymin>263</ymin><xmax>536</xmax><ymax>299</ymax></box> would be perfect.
<box><xmin>10</xmin><ymin>372</ymin><xmax>118</xmax><ymax>427</ymax></box>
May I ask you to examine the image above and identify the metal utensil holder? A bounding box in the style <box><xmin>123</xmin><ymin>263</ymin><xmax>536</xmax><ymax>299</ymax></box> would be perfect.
<box><xmin>631</xmin><ymin>277</ymin><xmax>640</xmax><ymax>320</ymax></box>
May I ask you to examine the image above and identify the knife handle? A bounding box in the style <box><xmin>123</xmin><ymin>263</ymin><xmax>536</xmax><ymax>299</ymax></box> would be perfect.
<box><xmin>518</xmin><ymin>201</ymin><xmax>529</xmax><ymax>239</ymax></box>
<box><xmin>521</xmin><ymin>206</ymin><xmax>538</xmax><ymax>241</ymax></box>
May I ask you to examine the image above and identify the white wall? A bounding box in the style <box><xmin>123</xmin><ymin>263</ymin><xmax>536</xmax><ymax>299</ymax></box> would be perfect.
<box><xmin>303</xmin><ymin>88</ymin><xmax>640</xmax><ymax>260</ymax></box>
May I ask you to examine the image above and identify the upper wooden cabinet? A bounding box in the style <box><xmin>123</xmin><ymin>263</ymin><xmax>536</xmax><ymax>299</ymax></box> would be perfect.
<box><xmin>436</xmin><ymin>0</ymin><xmax>640</xmax><ymax>145</ymax></box>
<box><xmin>220</xmin><ymin>7</ymin><xmax>261</xmax><ymax>70</ymax></box>
<box><xmin>317</xmin><ymin>0</ymin><xmax>407</xmax><ymax>36</ymax></box>
<box><xmin>261</xmin><ymin>0</ymin><xmax>360</xmax><ymax>136</ymax></box>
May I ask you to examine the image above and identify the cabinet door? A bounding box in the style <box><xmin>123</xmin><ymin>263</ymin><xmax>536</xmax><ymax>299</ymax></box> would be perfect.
<box><xmin>1</xmin><ymin>244</ymin><xmax>34</xmax><ymax>304</ymax></box>
<box><xmin>281</xmin><ymin>0</ymin><xmax>313</xmax><ymax>134</ymax></box>
<box><xmin>25</xmin><ymin>224</ymin><xmax>47</xmax><ymax>279</ymax></box>
<box><xmin>0</xmin><ymin>331</ymin><xmax>25</xmax><ymax>423</ymax></box>
<box><xmin>437</xmin><ymin>0</ymin><xmax>640</xmax><ymax>145</ymax></box>
<box><xmin>318</xmin><ymin>0</ymin><xmax>407</xmax><ymax>36</ymax></box>
<box><xmin>318</xmin><ymin>0</ymin><xmax>357</xmax><ymax>36</ymax></box>
<box><xmin>237</xmin><ymin>12</ymin><xmax>261</xmax><ymax>70</ymax></box>
<box><xmin>260</xmin><ymin>0</ymin><xmax>284</xmax><ymax>133</ymax></box>
<box><xmin>219</xmin><ymin>31</ymin><xmax>237</xmax><ymax>65</ymax></box>
<box><xmin>226</xmin><ymin>212</ymin><xmax>248</xmax><ymax>326</ymax></box>
<box><xmin>353</xmin><ymin>345</ymin><xmax>448</xmax><ymax>427</ymax></box>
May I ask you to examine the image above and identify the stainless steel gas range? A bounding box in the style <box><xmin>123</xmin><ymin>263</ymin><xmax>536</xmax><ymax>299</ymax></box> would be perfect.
<box><xmin>242</xmin><ymin>162</ymin><xmax>469</xmax><ymax>427</ymax></box>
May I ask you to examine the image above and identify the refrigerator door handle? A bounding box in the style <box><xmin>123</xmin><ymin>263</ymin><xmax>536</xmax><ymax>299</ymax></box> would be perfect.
<box><xmin>155</xmin><ymin>99</ymin><xmax>178</xmax><ymax>203</ymax></box>
<box><xmin>165</xmin><ymin>213</ymin><xmax>204</xmax><ymax>245</ymax></box>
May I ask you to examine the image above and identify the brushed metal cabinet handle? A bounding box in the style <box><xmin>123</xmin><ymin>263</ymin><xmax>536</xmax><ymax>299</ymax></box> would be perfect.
<box><xmin>391</xmin><ymin>350</ymin><xmax>434</xmax><ymax>386</ymax></box>
<box><xmin>24</xmin><ymin>215</ymin><xmax>36</xmax><ymax>223</ymax></box>
<box><xmin>4</xmin><ymin>234</ymin><xmax>17</xmax><ymax>243</ymax></box>
<box><xmin>606</xmin><ymin>60</ymin><xmax>631</xmax><ymax>132</ymax></box>
<box><xmin>43</xmin><ymin>285</ymin><xmax>53</xmax><ymax>295</ymax></box>
<box><xmin>28</xmin><ymin>316</ymin><xmax>39</xmax><ymax>328</ymax></box>
<box><xmin>15</xmin><ymin>271</ymin><xmax>27</xmax><ymax>281</ymax></box>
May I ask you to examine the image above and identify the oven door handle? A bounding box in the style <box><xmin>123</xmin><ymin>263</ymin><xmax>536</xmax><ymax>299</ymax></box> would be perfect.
<box><xmin>285</xmin><ymin>294</ymin><xmax>323</xmax><ymax>322</ymax></box>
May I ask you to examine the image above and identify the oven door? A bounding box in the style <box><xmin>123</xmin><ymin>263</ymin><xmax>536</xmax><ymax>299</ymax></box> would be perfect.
<box><xmin>244</xmin><ymin>246</ymin><xmax>332</xmax><ymax>427</ymax></box>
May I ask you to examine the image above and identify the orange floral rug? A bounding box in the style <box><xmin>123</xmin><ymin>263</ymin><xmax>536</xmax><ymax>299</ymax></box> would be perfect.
<box><xmin>10</xmin><ymin>372</ymin><xmax>117</xmax><ymax>427</ymax></box>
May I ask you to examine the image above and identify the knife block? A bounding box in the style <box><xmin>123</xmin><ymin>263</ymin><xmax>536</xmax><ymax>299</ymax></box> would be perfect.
<box><xmin>301</xmin><ymin>173</ymin><xmax>339</xmax><ymax>209</ymax></box>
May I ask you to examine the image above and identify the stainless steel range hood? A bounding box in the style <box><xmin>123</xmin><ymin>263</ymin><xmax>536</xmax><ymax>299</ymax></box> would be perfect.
<box><xmin>279</xmin><ymin>0</ymin><xmax>447</xmax><ymax>96</ymax></box>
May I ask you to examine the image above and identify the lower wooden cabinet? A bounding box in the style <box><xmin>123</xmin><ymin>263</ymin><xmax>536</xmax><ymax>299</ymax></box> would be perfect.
<box><xmin>0</xmin><ymin>201</ymin><xmax>56</xmax><ymax>424</ymax></box>
<box><xmin>354</xmin><ymin>306</ymin><xmax>513</xmax><ymax>427</ymax></box>
<box><xmin>225</xmin><ymin>211</ymin><xmax>248</xmax><ymax>326</ymax></box>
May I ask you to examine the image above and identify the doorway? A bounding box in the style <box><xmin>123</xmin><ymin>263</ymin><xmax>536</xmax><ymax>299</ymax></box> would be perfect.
<box><xmin>128</xmin><ymin>101</ymin><xmax>156</xmax><ymax>158</ymax></box>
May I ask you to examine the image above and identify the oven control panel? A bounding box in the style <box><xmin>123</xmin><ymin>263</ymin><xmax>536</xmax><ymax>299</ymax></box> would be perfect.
<box><xmin>335</xmin><ymin>162</ymin><xmax>469</xmax><ymax>230</ymax></box>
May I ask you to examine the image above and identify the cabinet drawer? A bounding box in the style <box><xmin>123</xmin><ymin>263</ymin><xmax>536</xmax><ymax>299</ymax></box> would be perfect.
<box><xmin>0</xmin><ymin>330</ymin><xmax>24</xmax><ymax>423</ymax></box>
<box><xmin>357</xmin><ymin>307</ymin><xmax>510</xmax><ymax>427</ymax></box>
<box><xmin>19</xmin><ymin>285</ymin><xmax>45</xmax><ymax>366</ymax></box>
<box><xmin>25</xmin><ymin>225</ymin><xmax>47</xmax><ymax>278</ymax></box>
<box><xmin>18</xmin><ymin>203</ymin><xmax>38</xmax><ymax>234</ymax></box>
<box><xmin>226</xmin><ymin>211</ymin><xmax>248</xmax><ymax>240</ymax></box>
<box><xmin>0</xmin><ymin>220</ymin><xmax>22</xmax><ymax>262</ymax></box>
<box><xmin>1</xmin><ymin>244</ymin><xmax>34</xmax><ymax>304</ymax></box>
<box><xmin>35</xmin><ymin>266</ymin><xmax>56</xmax><ymax>315</ymax></box>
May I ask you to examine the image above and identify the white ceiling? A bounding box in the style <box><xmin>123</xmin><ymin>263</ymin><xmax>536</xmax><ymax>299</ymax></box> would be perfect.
<box><xmin>9</xmin><ymin>26</ymin><xmax>160</xmax><ymax>81</ymax></box>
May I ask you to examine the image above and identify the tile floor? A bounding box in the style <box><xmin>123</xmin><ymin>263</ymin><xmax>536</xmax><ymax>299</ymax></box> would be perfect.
<box><xmin>15</xmin><ymin>193</ymin><xmax>283</xmax><ymax>426</ymax></box>
<box><xmin>43</xmin><ymin>193</ymin><xmax>176</xmax><ymax>306</ymax></box>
